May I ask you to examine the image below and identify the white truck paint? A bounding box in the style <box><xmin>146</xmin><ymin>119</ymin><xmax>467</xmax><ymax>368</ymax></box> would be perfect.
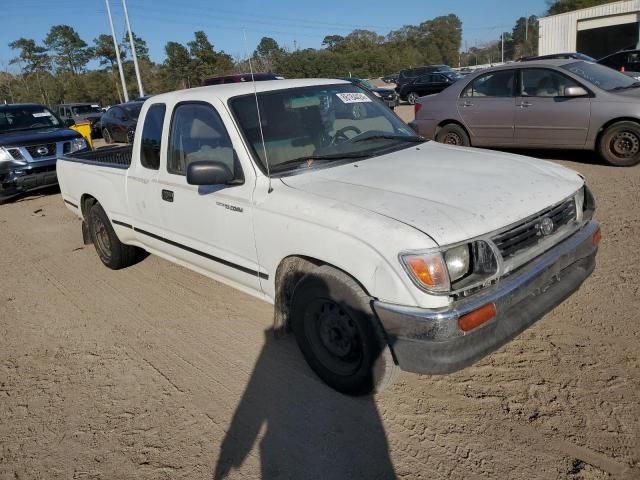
<box><xmin>57</xmin><ymin>79</ymin><xmax>599</xmax><ymax>393</ymax></box>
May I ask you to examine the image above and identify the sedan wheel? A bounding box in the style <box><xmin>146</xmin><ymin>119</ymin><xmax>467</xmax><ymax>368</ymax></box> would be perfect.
<box><xmin>599</xmin><ymin>121</ymin><xmax>640</xmax><ymax>167</ymax></box>
<box><xmin>102</xmin><ymin>128</ymin><xmax>113</xmax><ymax>144</ymax></box>
<box><xmin>407</xmin><ymin>92</ymin><xmax>419</xmax><ymax>105</ymax></box>
<box><xmin>435</xmin><ymin>123</ymin><xmax>471</xmax><ymax>147</ymax></box>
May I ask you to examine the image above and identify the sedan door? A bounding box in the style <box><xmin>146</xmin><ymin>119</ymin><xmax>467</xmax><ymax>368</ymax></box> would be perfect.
<box><xmin>457</xmin><ymin>69</ymin><xmax>517</xmax><ymax>146</ymax></box>
<box><xmin>515</xmin><ymin>68</ymin><xmax>591</xmax><ymax>147</ymax></box>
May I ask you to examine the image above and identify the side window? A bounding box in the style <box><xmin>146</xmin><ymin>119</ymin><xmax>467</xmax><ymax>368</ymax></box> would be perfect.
<box><xmin>462</xmin><ymin>70</ymin><xmax>515</xmax><ymax>97</ymax></box>
<box><xmin>415</xmin><ymin>75</ymin><xmax>430</xmax><ymax>85</ymax></box>
<box><xmin>140</xmin><ymin>104</ymin><xmax>166</xmax><ymax>170</ymax></box>
<box><xmin>521</xmin><ymin>69</ymin><xmax>580</xmax><ymax>97</ymax></box>
<box><xmin>600</xmin><ymin>53</ymin><xmax>622</xmax><ymax>69</ymax></box>
<box><xmin>626</xmin><ymin>52</ymin><xmax>640</xmax><ymax>71</ymax></box>
<box><xmin>168</xmin><ymin>103</ymin><xmax>235</xmax><ymax>176</ymax></box>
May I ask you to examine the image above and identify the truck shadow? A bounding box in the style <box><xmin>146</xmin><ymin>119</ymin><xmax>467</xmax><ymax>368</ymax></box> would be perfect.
<box><xmin>213</xmin><ymin>273</ymin><xmax>397</xmax><ymax>479</ymax></box>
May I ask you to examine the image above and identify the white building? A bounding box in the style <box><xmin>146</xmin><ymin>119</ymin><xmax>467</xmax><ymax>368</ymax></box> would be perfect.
<box><xmin>539</xmin><ymin>0</ymin><xmax>640</xmax><ymax>58</ymax></box>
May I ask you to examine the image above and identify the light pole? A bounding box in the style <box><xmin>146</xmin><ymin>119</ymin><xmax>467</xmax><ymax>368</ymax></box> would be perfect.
<box><xmin>122</xmin><ymin>0</ymin><xmax>144</xmax><ymax>98</ymax></box>
<box><xmin>105</xmin><ymin>0</ymin><xmax>128</xmax><ymax>102</ymax></box>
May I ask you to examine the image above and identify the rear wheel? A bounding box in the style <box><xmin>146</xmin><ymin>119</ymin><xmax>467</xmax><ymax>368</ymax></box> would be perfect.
<box><xmin>291</xmin><ymin>265</ymin><xmax>399</xmax><ymax>395</ymax></box>
<box><xmin>102</xmin><ymin>128</ymin><xmax>113</xmax><ymax>144</ymax></box>
<box><xmin>436</xmin><ymin>123</ymin><xmax>471</xmax><ymax>147</ymax></box>
<box><xmin>407</xmin><ymin>92</ymin><xmax>420</xmax><ymax>105</ymax></box>
<box><xmin>87</xmin><ymin>203</ymin><xmax>138</xmax><ymax>270</ymax></box>
<box><xmin>598</xmin><ymin>121</ymin><xmax>640</xmax><ymax>166</ymax></box>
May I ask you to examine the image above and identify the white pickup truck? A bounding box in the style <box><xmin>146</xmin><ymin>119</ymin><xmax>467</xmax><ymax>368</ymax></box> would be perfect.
<box><xmin>57</xmin><ymin>79</ymin><xmax>600</xmax><ymax>395</ymax></box>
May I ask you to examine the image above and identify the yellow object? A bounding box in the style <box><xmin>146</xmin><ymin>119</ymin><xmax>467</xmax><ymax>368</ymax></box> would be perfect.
<box><xmin>69</xmin><ymin>121</ymin><xmax>93</xmax><ymax>149</ymax></box>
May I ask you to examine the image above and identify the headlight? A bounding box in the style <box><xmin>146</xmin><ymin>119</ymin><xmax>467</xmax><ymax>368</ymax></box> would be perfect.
<box><xmin>70</xmin><ymin>138</ymin><xmax>87</xmax><ymax>152</ymax></box>
<box><xmin>0</xmin><ymin>147</ymin><xmax>14</xmax><ymax>164</ymax></box>
<box><xmin>400</xmin><ymin>241</ymin><xmax>498</xmax><ymax>294</ymax></box>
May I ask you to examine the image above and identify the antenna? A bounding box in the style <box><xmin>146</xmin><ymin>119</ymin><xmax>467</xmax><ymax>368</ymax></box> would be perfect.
<box><xmin>244</xmin><ymin>31</ymin><xmax>273</xmax><ymax>193</ymax></box>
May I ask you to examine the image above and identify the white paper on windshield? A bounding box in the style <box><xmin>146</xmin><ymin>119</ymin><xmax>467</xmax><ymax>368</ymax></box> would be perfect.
<box><xmin>335</xmin><ymin>92</ymin><xmax>371</xmax><ymax>104</ymax></box>
<box><xmin>91</xmin><ymin>104</ymin><xmax>99</xmax><ymax>108</ymax></box>
<box><xmin>32</xmin><ymin>112</ymin><xmax>52</xmax><ymax>117</ymax></box>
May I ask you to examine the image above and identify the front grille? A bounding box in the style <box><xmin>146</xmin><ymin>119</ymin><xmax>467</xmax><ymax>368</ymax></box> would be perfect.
<box><xmin>26</xmin><ymin>143</ymin><xmax>56</xmax><ymax>158</ymax></box>
<box><xmin>8</xmin><ymin>148</ymin><xmax>24</xmax><ymax>160</ymax></box>
<box><xmin>492</xmin><ymin>199</ymin><xmax>576</xmax><ymax>258</ymax></box>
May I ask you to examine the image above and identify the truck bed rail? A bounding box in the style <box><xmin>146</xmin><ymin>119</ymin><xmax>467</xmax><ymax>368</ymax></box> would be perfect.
<box><xmin>61</xmin><ymin>146</ymin><xmax>132</xmax><ymax>169</ymax></box>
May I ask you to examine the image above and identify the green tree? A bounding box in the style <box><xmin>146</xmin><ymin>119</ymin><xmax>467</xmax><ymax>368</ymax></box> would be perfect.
<box><xmin>187</xmin><ymin>31</ymin><xmax>233</xmax><ymax>80</ymax></box>
<box><xmin>164</xmin><ymin>41</ymin><xmax>193</xmax><ymax>88</ymax></box>
<box><xmin>122</xmin><ymin>31</ymin><xmax>150</xmax><ymax>61</ymax></box>
<box><xmin>321</xmin><ymin>35</ymin><xmax>345</xmax><ymax>50</ymax></box>
<box><xmin>547</xmin><ymin>0</ymin><xmax>618</xmax><ymax>15</ymax></box>
<box><xmin>93</xmin><ymin>34</ymin><xmax>125</xmax><ymax>68</ymax></box>
<box><xmin>44</xmin><ymin>25</ymin><xmax>93</xmax><ymax>75</ymax></box>
<box><xmin>8</xmin><ymin>38</ymin><xmax>53</xmax><ymax>104</ymax></box>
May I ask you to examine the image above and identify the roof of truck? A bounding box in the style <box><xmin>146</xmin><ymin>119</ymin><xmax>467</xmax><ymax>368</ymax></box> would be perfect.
<box><xmin>149</xmin><ymin>79</ymin><xmax>351</xmax><ymax>103</ymax></box>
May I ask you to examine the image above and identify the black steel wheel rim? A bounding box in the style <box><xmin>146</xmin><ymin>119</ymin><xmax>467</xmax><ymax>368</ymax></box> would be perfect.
<box><xmin>610</xmin><ymin>130</ymin><xmax>640</xmax><ymax>159</ymax></box>
<box><xmin>443</xmin><ymin>132</ymin><xmax>462</xmax><ymax>145</ymax></box>
<box><xmin>93</xmin><ymin>217</ymin><xmax>112</xmax><ymax>261</ymax></box>
<box><xmin>303</xmin><ymin>298</ymin><xmax>363</xmax><ymax>376</ymax></box>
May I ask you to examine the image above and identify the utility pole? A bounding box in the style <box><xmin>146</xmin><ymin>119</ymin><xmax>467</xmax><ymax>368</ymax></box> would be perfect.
<box><xmin>122</xmin><ymin>0</ymin><xmax>144</xmax><ymax>98</ymax></box>
<box><xmin>105</xmin><ymin>0</ymin><xmax>129</xmax><ymax>102</ymax></box>
<box><xmin>501</xmin><ymin>32</ymin><xmax>504</xmax><ymax>63</ymax></box>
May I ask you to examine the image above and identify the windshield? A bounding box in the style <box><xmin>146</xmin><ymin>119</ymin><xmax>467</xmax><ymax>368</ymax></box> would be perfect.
<box><xmin>443</xmin><ymin>71</ymin><xmax>463</xmax><ymax>82</ymax></box>
<box><xmin>358</xmin><ymin>79</ymin><xmax>376</xmax><ymax>90</ymax></box>
<box><xmin>562</xmin><ymin>61</ymin><xmax>637</xmax><ymax>91</ymax></box>
<box><xmin>72</xmin><ymin>105</ymin><xmax>101</xmax><ymax>115</ymax></box>
<box><xmin>230</xmin><ymin>84</ymin><xmax>422</xmax><ymax>174</ymax></box>
<box><xmin>122</xmin><ymin>103</ymin><xmax>143</xmax><ymax>119</ymax></box>
<box><xmin>0</xmin><ymin>105</ymin><xmax>61</xmax><ymax>134</ymax></box>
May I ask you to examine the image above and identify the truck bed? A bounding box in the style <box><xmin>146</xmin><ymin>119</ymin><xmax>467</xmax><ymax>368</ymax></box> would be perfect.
<box><xmin>62</xmin><ymin>145</ymin><xmax>132</xmax><ymax>169</ymax></box>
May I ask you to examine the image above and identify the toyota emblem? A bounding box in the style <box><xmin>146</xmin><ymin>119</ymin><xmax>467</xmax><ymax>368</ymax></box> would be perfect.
<box><xmin>539</xmin><ymin>216</ymin><xmax>554</xmax><ymax>236</ymax></box>
<box><xmin>36</xmin><ymin>146</ymin><xmax>49</xmax><ymax>156</ymax></box>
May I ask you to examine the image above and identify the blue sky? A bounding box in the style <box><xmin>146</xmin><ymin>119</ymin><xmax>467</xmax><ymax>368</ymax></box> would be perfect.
<box><xmin>2</xmin><ymin>0</ymin><xmax>548</xmax><ymax>69</ymax></box>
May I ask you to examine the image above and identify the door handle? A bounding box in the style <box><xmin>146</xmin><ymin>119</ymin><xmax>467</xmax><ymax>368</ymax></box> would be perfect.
<box><xmin>519</xmin><ymin>101</ymin><xmax>533</xmax><ymax>108</ymax></box>
<box><xmin>462</xmin><ymin>101</ymin><xmax>474</xmax><ymax>107</ymax></box>
<box><xmin>161</xmin><ymin>189</ymin><xmax>174</xmax><ymax>202</ymax></box>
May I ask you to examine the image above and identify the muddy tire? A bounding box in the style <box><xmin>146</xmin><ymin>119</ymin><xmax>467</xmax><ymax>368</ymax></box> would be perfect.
<box><xmin>598</xmin><ymin>121</ymin><xmax>640</xmax><ymax>167</ymax></box>
<box><xmin>291</xmin><ymin>265</ymin><xmax>400</xmax><ymax>395</ymax></box>
<box><xmin>87</xmin><ymin>203</ymin><xmax>138</xmax><ymax>270</ymax></box>
<box><xmin>436</xmin><ymin>123</ymin><xmax>471</xmax><ymax>147</ymax></box>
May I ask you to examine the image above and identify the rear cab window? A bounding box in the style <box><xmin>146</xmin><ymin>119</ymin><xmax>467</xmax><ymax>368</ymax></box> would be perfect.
<box><xmin>140</xmin><ymin>104</ymin><xmax>166</xmax><ymax>170</ymax></box>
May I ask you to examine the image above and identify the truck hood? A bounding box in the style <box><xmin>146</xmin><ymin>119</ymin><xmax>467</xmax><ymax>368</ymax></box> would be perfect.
<box><xmin>0</xmin><ymin>127</ymin><xmax>81</xmax><ymax>147</ymax></box>
<box><xmin>281</xmin><ymin>142</ymin><xmax>583</xmax><ymax>246</ymax></box>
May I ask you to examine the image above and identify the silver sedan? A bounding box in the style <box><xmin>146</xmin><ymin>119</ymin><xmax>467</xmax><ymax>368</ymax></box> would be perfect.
<box><xmin>412</xmin><ymin>59</ymin><xmax>640</xmax><ymax>166</ymax></box>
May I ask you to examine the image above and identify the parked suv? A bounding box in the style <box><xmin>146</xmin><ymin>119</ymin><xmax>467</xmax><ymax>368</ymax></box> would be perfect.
<box><xmin>0</xmin><ymin>103</ymin><xmax>88</xmax><ymax>202</ymax></box>
<box><xmin>398</xmin><ymin>71</ymin><xmax>463</xmax><ymax>104</ymax></box>
<box><xmin>56</xmin><ymin>103</ymin><xmax>103</xmax><ymax>138</ymax></box>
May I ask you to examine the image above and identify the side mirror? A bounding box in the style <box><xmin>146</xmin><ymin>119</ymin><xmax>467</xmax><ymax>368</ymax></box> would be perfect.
<box><xmin>564</xmin><ymin>86</ymin><xmax>588</xmax><ymax>97</ymax></box>
<box><xmin>187</xmin><ymin>160</ymin><xmax>235</xmax><ymax>186</ymax></box>
<box><xmin>64</xmin><ymin>118</ymin><xmax>76</xmax><ymax>127</ymax></box>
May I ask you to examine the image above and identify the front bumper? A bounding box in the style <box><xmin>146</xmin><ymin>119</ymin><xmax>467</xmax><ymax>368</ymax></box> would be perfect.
<box><xmin>373</xmin><ymin>221</ymin><xmax>599</xmax><ymax>374</ymax></box>
<box><xmin>0</xmin><ymin>160</ymin><xmax>58</xmax><ymax>200</ymax></box>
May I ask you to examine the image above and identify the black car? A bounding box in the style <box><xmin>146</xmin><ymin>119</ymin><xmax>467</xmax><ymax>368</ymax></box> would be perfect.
<box><xmin>382</xmin><ymin>73</ymin><xmax>399</xmax><ymax>84</ymax></box>
<box><xmin>0</xmin><ymin>103</ymin><xmax>88</xmax><ymax>202</ymax></box>
<box><xmin>339</xmin><ymin>77</ymin><xmax>399</xmax><ymax>110</ymax></box>
<box><xmin>100</xmin><ymin>101</ymin><xmax>144</xmax><ymax>144</ymax></box>
<box><xmin>598</xmin><ymin>49</ymin><xmax>640</xmax><ymax>78</ymax></box>
<box><xmin>397</xmin><ymin>64</ymin><xmax>454</xmax><ymax>91</ymax></box>
<box><xmin>398</xmin><ymin>71</ymin><xmax>463</xmax><ymax>104</ymax></box>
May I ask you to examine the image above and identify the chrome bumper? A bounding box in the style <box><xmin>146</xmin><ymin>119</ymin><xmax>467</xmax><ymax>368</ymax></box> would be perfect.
<box><xmin>373</xmin><ymin>221</ymin><xmax>599</xmax><ymax>374</ymax></box>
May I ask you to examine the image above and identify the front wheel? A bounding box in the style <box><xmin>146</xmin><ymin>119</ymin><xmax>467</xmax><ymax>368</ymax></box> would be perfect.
<box><xmin>291</xmin><ymin>265</ymin><xmax>400</xmax><ymax>395</ymax></box>
<box><xmin>102</xmin><ymin>128</ymin><xmax>113</xmax><ymax>144</ymax></box>
<box><xmin>407</xmin><ymin>92</ymin><xmax>420</xmax><ymax>105</ymax></box>
<box><xmin>436</xmin><ymin>123</ymin><xmax>471</xmax><ymax>147</ymax></box>
<box><xmin>598</xmin><ymin>121</ymin><xmax>640</xmax><ymax>166</ymax></box>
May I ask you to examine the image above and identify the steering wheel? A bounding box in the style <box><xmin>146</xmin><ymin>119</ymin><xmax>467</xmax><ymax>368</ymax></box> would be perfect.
<box><xmin>332</xmin><ymin>125</ymin><xmax>362</xmax><ymax>145</ymax></box>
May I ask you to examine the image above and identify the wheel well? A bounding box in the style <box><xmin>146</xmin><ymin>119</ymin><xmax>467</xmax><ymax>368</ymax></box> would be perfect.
<box><xmin>273</xmin><ymin>255</ymin><xmax>372</xmax><ymax>333</ymax></box>
<box><xmin>80</xmin><ymin>194</ymin><xmax>98</xmax><ymax>220</ymax></box>
<box><xmin>436</xmin><ymin>119</ymin><xmax>469</xmax><ymax>137</ymax></box>
<box><xmin>595</xmin><ymin>117</ymin><xmax>640</xmax><ymax>148</ymax></box>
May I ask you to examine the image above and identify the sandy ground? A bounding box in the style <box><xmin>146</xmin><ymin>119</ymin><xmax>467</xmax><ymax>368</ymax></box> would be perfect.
<box><xmin>1</xmin><ymin>116</ymin><xmax>639</xmax><ymax>479</ymax></box>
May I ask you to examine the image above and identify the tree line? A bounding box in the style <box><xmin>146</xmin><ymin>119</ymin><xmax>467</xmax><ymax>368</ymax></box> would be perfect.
<box><xmin>0</xmin><ymin>1</ymin><xmax>616</xmax><ymax>108</ymax></box>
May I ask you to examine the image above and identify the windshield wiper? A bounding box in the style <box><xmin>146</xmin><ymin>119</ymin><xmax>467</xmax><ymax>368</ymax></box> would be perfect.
<box><xmin>270</xmin><ymin>152</ymin><xmax>373</xmax><ymax>172</ymax></box>
<box><xmin>350</xmin><ymin>133</ymin><xmax>426</xmax><ymax>144</ymax></box>
<box><xmin>611</xmin><ymin>81</ymin><xmax>640</xmax><ymax>91</ymax></box>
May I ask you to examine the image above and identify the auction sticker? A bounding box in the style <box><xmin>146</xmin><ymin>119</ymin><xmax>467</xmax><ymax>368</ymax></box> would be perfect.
<box><xmin>336</xmin><ymin>92</ymin><xmax>371</xmax><ymax>103</ymax></box>
<box><xmin>32</xmin><ymin>112</ymin><xmax>52</xmax><ymax>117</ymax></box>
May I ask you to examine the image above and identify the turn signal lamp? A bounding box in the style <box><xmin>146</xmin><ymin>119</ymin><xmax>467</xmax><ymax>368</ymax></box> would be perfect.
<box><xmin>458</xmin><ymin>303</ymin><xmax>497</xmax><ymax>332</ymax></box>
<box><xmin>403</xmin><ymin>253</ymin><xmax>450</xmax><ymax>292</ymax></box>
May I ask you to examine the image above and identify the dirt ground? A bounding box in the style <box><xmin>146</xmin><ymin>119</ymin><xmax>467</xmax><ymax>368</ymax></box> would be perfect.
<box><xmin>1</xmin><ymin>119</ymin><xmax>639</xmax><ymax>479</ymax></box>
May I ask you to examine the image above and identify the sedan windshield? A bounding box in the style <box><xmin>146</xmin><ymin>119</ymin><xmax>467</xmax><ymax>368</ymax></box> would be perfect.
<box><xmin>562</xmin><ymin>61</ymin><xmax>637</xmax><ymax>91</ymax></box>
<box><xmin>230</xmin><ymin>84</ymin><xmax>423</xmax><ymax>174</ymax></box>
<box><xmin>0</xmin><ymin>105</ymin><xmax>61</xmax><ymax>133</ymax></box>
<box><xmin>122</xmin><ymin>102</ymin><xmax>143</xmax><ymax>119</ymax></box>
